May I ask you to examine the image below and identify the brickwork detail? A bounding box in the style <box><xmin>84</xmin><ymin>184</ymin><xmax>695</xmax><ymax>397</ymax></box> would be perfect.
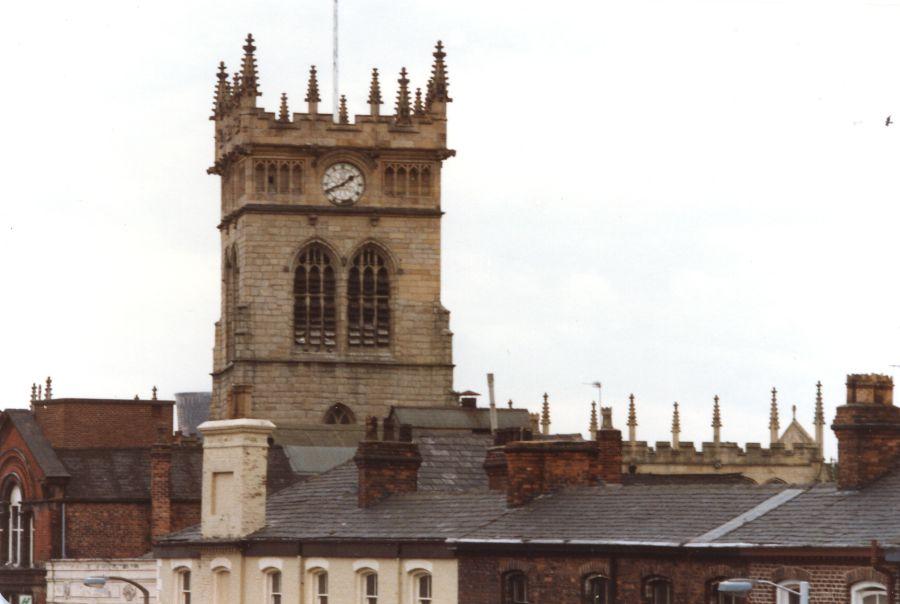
<box><xmin>32</xmin><ymin>399</ymin><xmax>174</xmax><ymax>449</ymax></box>
<box><xmin>354</xmin><ymin>424</ymin><xmax>421</xmax><ymax>508</ymax></box>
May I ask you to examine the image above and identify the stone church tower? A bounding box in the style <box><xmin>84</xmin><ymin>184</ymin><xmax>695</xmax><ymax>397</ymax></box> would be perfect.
<box><xmin>207</xmin><ymin>36</ymin><xmax>456</xmax><ymax>436</ymax></box>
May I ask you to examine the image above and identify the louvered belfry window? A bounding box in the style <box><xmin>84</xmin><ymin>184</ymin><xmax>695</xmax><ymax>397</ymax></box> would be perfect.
<box><xmin>348</xmin><ymin>246</ymin><xmax>390</xmax><ymax>348</ymax></box>
<box><xmin>294</xmin><ymin>245</ymin><xmax>336</xmax><ymax>349</ymax></box>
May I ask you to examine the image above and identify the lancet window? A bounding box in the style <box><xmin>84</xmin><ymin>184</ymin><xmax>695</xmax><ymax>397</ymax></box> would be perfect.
<box><xmin>383</xmin><ymin>163</ymin><xmax>433</xmax><ymax>197</ymax></box>
<box><xmin>254</xmin><ymin>160</ymin><xmax>303</xmax><ymax>195</ymax></box>
<box><xmin>294</xmin><ymin>244</ymin><xmax>336</xmax><ymax>350</ymax></box>
<box><xmin>347</xmin><ymin>246</ymin><xmax>390</xmax><ymax>348</ymax></box>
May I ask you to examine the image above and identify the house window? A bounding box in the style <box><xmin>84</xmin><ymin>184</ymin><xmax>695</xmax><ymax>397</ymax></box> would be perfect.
<box><xmin>266</xmin><ymin>570</ymin><xmax>282</xmax><ymax>604</ymax></box>
<box><xmin>347</xmin><ymin>246</ymin><xmax>390</xmax><ymax>348</ymax></box>
<box><xmin>324</xmin><ymin>403</ymin><xmax>355</xmax><ymax>425</ymax></box>
<box><xmin>313</xmin><ymin>571</ymin><xmax>328</xmax><ymax>604</ymax></box>
<box><xmin>584</xmin><ymin>575</ymin><xmax>609</xmax><ymax>604</ymax></box>
<box><xmin>8</xmin><ymin>486</ymin><xmax>23</xmax><ymax>567</ymax></box>
<box><xmin>294</xmin><ymin>244</ymin><xmax>336</xmax><ymax>349</ymax></box>
<box><xmin>710</xmin><ymin>580</ymin><xmax>746</xmax><ymax>604</ymax></box>
<box><xmin>503</xmin><ymin>571</ymin><xmax>528</xmax><ymax>604</ymax></box>
<box><xmin>412</xmin><ymin>572</ymin><xmax>432</xmax><ymax>604</ymax></box>
<box><xmin>360</xmin><ymin>571</ymin><xmax>377</xmax><ymax>604</ymax></box>
<box><xmin>212</xmin><ymin>570</ymin><xmax>229</xmax><ymax>604</ymax></box>
<box><xmin>643</xmin><ymin>576</ymin><xmax>673</xmax><ymax>604</ymax></box>
<box><xmin>775</xmin><ymin>582</ymin><xmax>802</xmax><ymax>604</ymax></box>
<box><xmin>851</xmin><ymin>582</ymin><xmax>887</xmax><ymax>604</ymax></box>
<box><xmin>176</xmin><ymin>570</ymin><xmax>191</xmax><ymax>604</ymax></box>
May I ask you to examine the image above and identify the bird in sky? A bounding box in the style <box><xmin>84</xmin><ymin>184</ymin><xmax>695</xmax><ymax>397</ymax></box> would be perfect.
<box><xmin>886</xmin><ymin>115</ymin><xmax>893</xmax><ymax>126</ymax></box>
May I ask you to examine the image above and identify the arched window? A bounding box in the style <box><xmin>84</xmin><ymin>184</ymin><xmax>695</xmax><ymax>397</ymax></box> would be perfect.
<box><xmin>265</xmin><ymin>570</ymin><xmax>282</xmax><ymax>604</ymax></box>
<box><xmin>312</xmin><ymin>570</ymin><xmax>328</xmax><ymax>604</ymax></box>
<box><xmin>291</xmin><ymin>164</ymin><xmax>303</xmax><ymax>194</ymax></box>
<box><xmin>396</xmin><ymin>167</ymin><xmax>407</xmax><ymax>196</ymax></box>
<box><xmin>503</xmin><ymin>571</ymin><xmax>528</xmax><ymax>604</ymax></box>
<box><xmin>7</xmin><ymin>485</ymin><xmax>23</xmax><ymax>567</ymax></box>
<box><xmin>710</xmin><ymin>579</ymin><xmax>746</xmax><ymax>604</ymax></box>
<box><xmin>852</xmin><ymin>582</ymin><xmax>888</xmax><ymax>604</ymax></box>
<box><xmin>324</xmin><ymin>403</ymin><xmax>355</xmax><ymax>425</ymax></box>
<box><xmin>279</xmin><ymin>164</ymin><xmax>290</xmax><ymax>193</ymax></box>
<box><xmin>359</xmin><ymin>570</ymin><xmax>378</xmax><ymax>604</ymax></box>
<box><xmin>175</xmin><ymin>569</ymin><xmax>191</xmax><ymax>604</ymax></box>
<box><xmin>412</xmin><ymin>572</ymin><xmax>432</xmax><ymax>604</ymax></box>
<box><xmin>348</xmin><ymin>246</ymin><xmax>390</xmax><ymax>348</ymax></box>
<box><xmin>212</xmin><ymin>569</ymin><xmax>230</xmax><ymax>604</ymax></box>
<box><xmin>294</xmin><ymin>244</ymin><xmax>336</xmax><ymax>350</ymax></box>
<box><xmin>643</xmin><ymin>576</ymin><xmax>673</xmax><ymax>604</ymax></box>
<box><xmin>776</xmin><ymin>581</ymin><xmax>801</xmax><ymax>604</ymax></box>
<box><xmin>584</xmin><ymin>574</ymin><xmax>610</xmax><ymax>604</ymax></box>
<box><xmin>224</xmin><ymin>248</ymin><xmax>238</xmax><ymax>363</ymax></box>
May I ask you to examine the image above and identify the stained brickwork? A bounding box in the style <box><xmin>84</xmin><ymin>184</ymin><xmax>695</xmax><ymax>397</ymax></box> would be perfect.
<box><xmin>354</xmin><ymin>436</ymin><xmax>422</xmax><ymax>508</ymax></box>
<box><xmin>64</xmin><ymin>503</ymin><xmax>151</xmax><ymax>558</ymax></box>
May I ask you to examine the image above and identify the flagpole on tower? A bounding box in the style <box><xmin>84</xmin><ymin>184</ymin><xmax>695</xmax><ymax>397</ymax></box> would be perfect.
<box><xmin>332</xmin><ymin>0</ymin><xmax>340</xmax><ymax>123</ymax></box>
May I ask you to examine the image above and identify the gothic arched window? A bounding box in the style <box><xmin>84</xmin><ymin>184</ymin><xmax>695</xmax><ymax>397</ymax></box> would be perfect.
<box><xmin>224</xmin><ymin>248</ymin><xmax>238</xmax><ymax>363</ymax></box>
<box><xmin>348</xmin><ymin>246</ymin><xmax>390</xmax><ymax>348</ymax></box>
<box><xmin>324</xmin><ymin>403</ymin><xmax>355</xmax><ymax>425</ymax></box>
<box><xmin>294</xmin><ymin>244</ymin><xmax>336</xmax><ymax>350</ymax></box>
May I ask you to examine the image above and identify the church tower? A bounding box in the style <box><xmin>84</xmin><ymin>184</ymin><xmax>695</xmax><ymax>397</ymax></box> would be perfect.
<box><xmin>207</xmin><ymin>35</ymin><xmax>456</xmax><ymax>437</ymax></box>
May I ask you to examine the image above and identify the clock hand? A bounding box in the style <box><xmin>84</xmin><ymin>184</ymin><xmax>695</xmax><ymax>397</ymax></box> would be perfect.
<box><xmin>324</xmin><ymin>175</ymin><xmax>356</xmax><ymax>194</ymax></box>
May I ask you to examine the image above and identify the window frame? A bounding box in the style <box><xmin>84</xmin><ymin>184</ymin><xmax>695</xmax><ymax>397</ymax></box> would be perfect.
<box><xmin>358</xmin><ymin>569</ymin><xmax>378</xmax><ymax>604</ymax></box>
<box><xmin>293</xmin><ymin>243</ymin><xmax>337</xmax><ymax>351</ymax></box>
<box><xmin>851</xmin><ymin>581</ymin><xmax>888</xmax><ymax>604</ymax></box>
<box><xmin>502</xmin><ymin>571</ymin><xmax>529</xmax><ymax>604</ymax></box>
<box><xmin>265</xmin><ymin>569</ymin><xmax>282</xmax><ymax>604</ymax></box>
<box><xmin>583</xmin><ymin>574</ymin><xmax>610</xmax><ymax>604</ymax></box>
<box><xmin>709</xmin><ymin>578</ymin><xmax>746</xmax><ymax>604</ymax></box>
<box><xmin>8</xmin><ymin>485</ymin><xmax>23</xmax><ymax>567</ymax></box>
<box><xmin>175</xmin><ymin>569</ymin><xmax>191</xmax><ymax>604</ymax></box>
<box><xmin>347</xmin><ymin>245</ymin><xmax>392</xmax><ymax>349</ymax></box>
<box><xmin>642</xmin><ymin>575</ymin><xmax>673</xmax><ymax>604</ymax></box>
<box><xmin>775</xmin><ymin>581</ymin><xmax>802</xmax><ymax>604</ymax></box>
<box><xmin>310</xmin><ymin>569</ymin><xmax>328</xmax><ymax>604</ymax></box>
<box><xmin>211</xmin><ymin>568</ymin><xmax>230</xmax><ymax>604</ymax></box>
<box><xmin>410</xmin><ymin>571</ymin><xmax>432</xmax><ymax>604</ymax></box>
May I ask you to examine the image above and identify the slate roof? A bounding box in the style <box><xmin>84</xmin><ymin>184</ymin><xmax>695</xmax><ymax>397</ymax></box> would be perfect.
<box><xmin>56</xmin><ymin>445</ymin><xmax>298</xmax><ymax>502</ymax></box>
<box><xmin>160</xmin><ymin>432</ymin><xmax>900</xmax><ymax>550</ymax></box>
<box><xmin>389</xmin><ymin>407</ymin><xmax>531</xmax><ymax>432</ymax></box>
<box><xmin>709</xmin><ymin>466</ymin><xmax>900</xmax><ymax>547</ymax></box>
<box><xmin>4</xmin><ymin>410</ymin><xmax>69</xmax><ymax>478</ymax></box>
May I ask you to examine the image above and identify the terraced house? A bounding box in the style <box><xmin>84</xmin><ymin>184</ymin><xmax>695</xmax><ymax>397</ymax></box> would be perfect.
<box><xmin>156</xmin><ymin>372</ymin><xmax>900</xmax><ymax>604</ymax></box>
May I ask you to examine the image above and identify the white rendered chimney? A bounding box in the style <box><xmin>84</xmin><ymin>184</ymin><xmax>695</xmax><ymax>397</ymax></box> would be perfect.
<box><xmin>199</xmin><ymin>418</ymin><xmax>275</xmax><ymax>539</ymax></box>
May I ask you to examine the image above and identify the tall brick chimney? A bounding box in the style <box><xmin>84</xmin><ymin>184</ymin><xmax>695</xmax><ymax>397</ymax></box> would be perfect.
<box><xmin>832</xmin><ymin>374</ymin><xmax>900</xmax><ymax>490</ymax></box>
<box><xmin>150</xmin><ymin>441</ymin><xmax>172</xmax><ymax>539</ymax></box>
<box><xmin>199</xmin><ymin>418</ymin><xmax>275</xmax><ymax>539</ymax></box>
<box><xmin>596</xmin><ymin>407</ymin><xmax>623</xmax><ymax>485</ymax></box>
<box><xmin>354</xmin><ymin>417</ymin><xmax>421</xmax><ymax>508</ymax></box>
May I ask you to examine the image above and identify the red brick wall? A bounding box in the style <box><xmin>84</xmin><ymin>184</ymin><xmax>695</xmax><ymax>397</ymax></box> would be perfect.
<box><xmin>504</xmin><ymin>441</ymin><xmax>600</xmax><ymax>507</ymax></box>
<box><xmin>458</xmin><ymin>554</ymin><xmax>893</xmax><ymax>604</ymax></box>
<box><xmin>150</xmin><ymin>444</ymin><xmax>172</xmax><ymax>538</ymax></box>
<box><xmin>354</xmin><ymin>440</ymin><xmax>422</xmax><ymax>508</ymax></box>
<box><xmin>33</xmin><ymin>399</ymin><xmax>173</xmax><ymax>449</ymax></box>
<box><xmin>64</xmin><ymin>503</ymin><xmax>151</xmax><ymax>557</ymax></box>
<box><xmin>832</xmin><ymin>402</ymin><xmax>900</xmax><ymax>490</ymax></box>
<box><xmin>171</xmin><ymin>502</ymin><xmax>200</xmax><ymax>533</ymax></box>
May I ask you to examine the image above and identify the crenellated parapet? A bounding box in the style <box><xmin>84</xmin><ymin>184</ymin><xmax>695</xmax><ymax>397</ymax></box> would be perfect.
<box><xmin>207</xmin><ymin>35</ymin><xmax>454</xmax><ymax>225</ymax></box>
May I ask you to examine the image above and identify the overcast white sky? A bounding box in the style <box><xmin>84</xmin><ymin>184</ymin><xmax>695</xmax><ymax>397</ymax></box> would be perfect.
<box><xmin>3</xmin><ymin>0</ymin><xmax>900</xmax><ymax>458</ymax></box>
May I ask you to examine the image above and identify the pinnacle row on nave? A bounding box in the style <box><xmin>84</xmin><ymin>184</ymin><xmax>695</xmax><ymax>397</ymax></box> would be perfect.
<box><xmin>211</xmin><ymin>34</ymin><xmax>451</xmax><ymax>124</ymax></box>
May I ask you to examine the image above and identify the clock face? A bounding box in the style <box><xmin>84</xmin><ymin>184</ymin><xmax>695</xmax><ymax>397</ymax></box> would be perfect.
<box><xmin>322</xmin><ymin>162</ymin><xmax>365</xmax><ymax>206</ymax></box>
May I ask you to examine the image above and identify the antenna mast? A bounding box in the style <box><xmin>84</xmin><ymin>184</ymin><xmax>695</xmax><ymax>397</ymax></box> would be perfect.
<box><xmin>332</xmin><ymin>0</ymin><xmax>340</xmax><ymax>123</ymax></box>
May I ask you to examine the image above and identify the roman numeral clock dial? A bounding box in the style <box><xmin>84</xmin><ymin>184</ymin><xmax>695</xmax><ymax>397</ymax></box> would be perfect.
<box><xmin>321</xmin><ymin>162</ymin><xmax>365</xmax><ymax>206</ymax></box>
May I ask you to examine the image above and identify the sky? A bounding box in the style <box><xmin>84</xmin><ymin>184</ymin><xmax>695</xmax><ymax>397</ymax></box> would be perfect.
<box><xmin>3</xmin><ymin>0</ymin><xmax>900</xmax><ymax>459</ymax></box>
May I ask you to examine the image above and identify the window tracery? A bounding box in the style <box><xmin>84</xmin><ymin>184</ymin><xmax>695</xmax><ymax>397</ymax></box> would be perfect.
<box><xmin>293</xmin><ymin>244</ymin><xmax>337</xmax><ymax>350</ymax></box>
<box><xmin>348</xmin><ymin>246</ymin><xmax>390</xmax><ymax>348</ymax></box>
<box><xmin>254</xmin><ymin>160</ymin><xmax>303</xmax><ymax>195</ymax></box>
<box><xmin>383</xmin><ymin>163</ymin><xmax>433</xmax><ymax>197</ymax></box>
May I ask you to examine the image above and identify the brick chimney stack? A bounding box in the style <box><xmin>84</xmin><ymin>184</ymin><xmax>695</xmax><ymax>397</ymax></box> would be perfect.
<box><xmin>596</xmin><ymin>407</ymin><xmax>623</xmax><ymax>485</ymax></box>
<box><xmin>150</xmin><ymin>441</ymin><xmax>172</xmax><ymax>539</ymax></box>
<box><xmin>354</xmin><ymin>417</ymin><xmax>422</xmax><ymax>508</ymax></box>
<box><xmin>505</xmin><ymin>441</ymin><xmax>600</xmax><ymax>507</ymax></box>
<box><xmin>832</xmin><ymin>374</ymin><xmax>900</xmax><ymax>490</ymax></box>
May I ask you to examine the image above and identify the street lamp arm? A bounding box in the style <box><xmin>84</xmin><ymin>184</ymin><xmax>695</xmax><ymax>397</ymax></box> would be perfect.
<box><xmin>755</xmin><ymin>579</ymin><xmax>803</xmax><ymax>596</ymax></box>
